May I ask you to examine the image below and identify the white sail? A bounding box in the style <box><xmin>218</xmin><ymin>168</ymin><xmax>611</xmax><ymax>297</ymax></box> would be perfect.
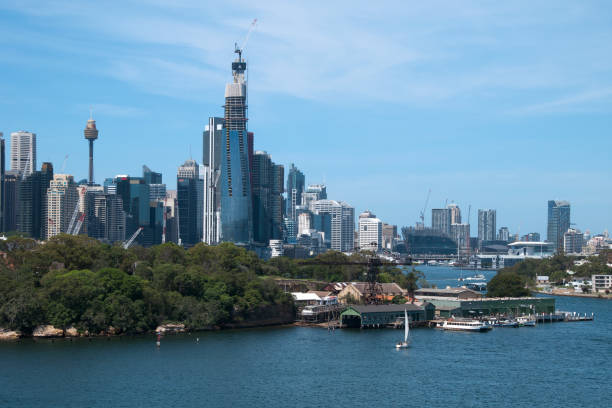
<box><xmin>404</xmin><ymin>309</ymin><xmax>409</xmax><ymax>342</ymax></box>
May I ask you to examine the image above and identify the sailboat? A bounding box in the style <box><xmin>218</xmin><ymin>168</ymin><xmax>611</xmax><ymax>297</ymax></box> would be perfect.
<box><xmin>395</xmin><ymin>309</ymin><xmax>411</xmax><ymax>349</ymax></box>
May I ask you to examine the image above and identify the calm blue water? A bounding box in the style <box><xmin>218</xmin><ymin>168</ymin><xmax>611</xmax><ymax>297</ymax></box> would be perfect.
<box><xmin>1</xmin><ymin>268</ymin><xmax>610</xmax><ymax>407</ymax></box>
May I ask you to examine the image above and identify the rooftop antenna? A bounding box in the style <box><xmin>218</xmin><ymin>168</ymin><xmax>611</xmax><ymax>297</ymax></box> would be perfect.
<box><xmin>89</xmin><ymin>106</ymin><xmax>93</xmax><ymax>120</ymax></box>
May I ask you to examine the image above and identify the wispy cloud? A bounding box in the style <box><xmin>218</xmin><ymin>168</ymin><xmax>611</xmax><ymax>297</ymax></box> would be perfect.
<box><xmin>76</xmin><ymin>103</ymin><xmax>147</xmax><ymax>118</ymax></box>
<box><xmin>3</xmin><ymin>0</ymin><xmax>612</xmax><ymax>113</ymax></box>
<box><xmin>509</xmin><ymin>88</ymin><xmax>612</xmax><ymax>114</ymax></box>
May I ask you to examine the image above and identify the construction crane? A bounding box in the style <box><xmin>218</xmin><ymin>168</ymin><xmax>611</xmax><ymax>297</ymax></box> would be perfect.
<box><xmin>71</xmin><ymin>213</ymin><xmax>86</xmax><ymax>236</ymax></box>
<box><xmin>299</xmin><ymin>254</ymin><xmax>413</xmax><ymax>304</ymax></box>
<box><xmin>418</xmin><ymin>189</ymin><xmax>431</xmax><ymax>228</ymax></box>
<box><xmin>66</xmin><ymin>201</ymin><xmax>80</xmax><ymax>235</ymax></box>
<box><xmin>123</xmin><ymin>227</ymin><xmax>143</xmax><ymax>250</ymax></box>
<box><xmin>60</xmin><ymin>154</ymin><xmax>69</xmax><ymax>173</ymax></box>
<box><xmin>235</xmin><ymin>18</ymin><xmax>257</xmax><ymax>58</ymax></box>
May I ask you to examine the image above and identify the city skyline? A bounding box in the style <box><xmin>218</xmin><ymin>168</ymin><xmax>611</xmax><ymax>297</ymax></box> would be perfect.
<box><xmin>1</xmin><ymin>1</ymin><xmax>611</xmax><ymax>235</ymax></box>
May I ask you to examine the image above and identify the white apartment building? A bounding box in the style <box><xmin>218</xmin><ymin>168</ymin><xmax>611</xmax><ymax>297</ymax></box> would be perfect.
<box><xmin>10</xmin><ymin>131</ymin><xmax>36</xmax><ymax>175</ymax></box>
<box><xmin>591</xmin><ymin>275</ymin><xmax>612</xmax><ymax>293</ymax></box>
<box><xmin>46</xmin><ymin>174</ymin><xmax>78</xmax><ymax>239</ymax></box>
<box><xmin>358</xmin><ymin>210</ymin><xmax>382</xmax><ymax>252</ymax></box>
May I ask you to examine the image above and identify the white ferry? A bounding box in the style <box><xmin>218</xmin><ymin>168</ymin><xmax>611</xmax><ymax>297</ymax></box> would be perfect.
<box><xmin>439</xmin><ymin>319</ymin><xmax>493</xmax><ymax>332</ymax></box>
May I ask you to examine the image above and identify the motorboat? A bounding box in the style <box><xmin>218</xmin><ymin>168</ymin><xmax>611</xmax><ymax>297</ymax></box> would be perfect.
<box><xmin>439</xmin><ymin>319</ymin><xmax>492</xmax><ymax>332</ymax></box>
<box><xmin>465</xmin><ymin>274</ymin><xmax>485</xmax><ymax>281</ymax></box>
<box><xmin>517</xmin><ymin>316</ymin><xmax>536</xmax><ymax>327</ymax></box>
<box><xmin>395</xmin><ymin>310</ymin><xmax>411</xmax><ymax>349</ymax></box>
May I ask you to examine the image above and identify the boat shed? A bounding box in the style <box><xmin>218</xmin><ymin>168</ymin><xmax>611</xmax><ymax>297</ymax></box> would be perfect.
<box><xmin>340</xmin><ymin>303</ymin><xmax>435</xmax><ymax>328</ymax></box>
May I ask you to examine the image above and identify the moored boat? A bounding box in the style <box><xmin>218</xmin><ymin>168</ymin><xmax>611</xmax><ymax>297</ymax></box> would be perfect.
<box><xmin>439</xmin><ymin>319</ymin><xmax>492</xmax><ymax>332</ymax></box>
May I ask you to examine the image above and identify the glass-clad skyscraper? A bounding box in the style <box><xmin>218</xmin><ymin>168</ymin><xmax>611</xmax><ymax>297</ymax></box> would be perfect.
<box><xmin>547</xmin><ymin>200</ymin><xmax>570</xmax><ymax>252</ymax></box>
<box><xmin>220</xmin><ymin>46</ymin><xmax>253</xmax><ymax>245</ymax></box>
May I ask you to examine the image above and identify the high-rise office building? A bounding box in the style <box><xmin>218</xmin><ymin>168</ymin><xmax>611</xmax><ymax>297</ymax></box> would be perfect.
<box><xmin>17</xmin><ymin>162</ymin><xmax>53</xmax><ymax>239</ymax></box>
<box><xmin>547</xmin><ymin>200</ymin><xmax>570</xmax><ymax>251</ymax></box>
<box><xmin>432</xmin><ymin>208</ymin><xmax>451</xmax><ymax>236</ymax></box>
<box><xmin>301</xmin><ymin>184</ymin><xmax>327</xmax><ymax>210</ymax></box>
<box><xmin>450</xmin><ymin>223</ymin><xmax>471</xmax><ymax>253</ymax></box>
<box><xmin>84</xmin><ymin>115</ymin><xmax>99</xmax><ymax>185</ymax></box>
<box><xmin>10</xmin><ymin>131</ymin><xmax>36</xmax><ymax>176</ymax></box>
<box><xmin>177</xmin><ymin>159</ymin><xmax>203</xmax><ymax>248</ymax></box>
<box><xmin>312</xmin><ymin>199</ymin><xmax>354</xmax><ymax>252</ymax></box>
<box><xmin>203</xmin><ymin>117</ymin><xmax>224</xmax><ymax>245</ymax></box>
<box><xmin>358</xmin><ymin>210</ymin><xmax>382</xmax><ymax>252</ymax></box>
<box><xmin>286</xmin><ymin>163</ymin><xmax>305</xmax><ymax>221</ymax></box>
<box><xmin>251</xmin><ymin>151</ymin><xmax>284</xmax><ymax>244</ymax></box>
<box><xmin>220</xmin><ymin>46</ymin><xmax>253</xmax><ymax>245</ymax></box>
<box><xmin>478</xmin><ymin>209</ymin><xmax>496</xmax><ymax>242</ymax></box>
<box><xmin>3</xmin><ymin>172</ymin><xmax>19</xmax><ymax>232</ymax></box>
<box><xmin>0</xmin><ymin>133</ymin><xmax>4</xmax><ymax>231</ymax></box>
<box><xmin>46</xmin><ymin>174</ymin><xmax>78</xmax><ymax>239</ymax></box>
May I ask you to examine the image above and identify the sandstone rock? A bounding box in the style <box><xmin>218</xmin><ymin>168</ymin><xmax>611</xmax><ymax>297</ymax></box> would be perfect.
<box><xmin>65</xmin><ymin>326</ymin><xmax>78</xmax><ymax>337</ymax></box>
<box><xmin>106</xmin><ymin>326</ymin><xmax>117</xmax><ymax>335</ymax></box>
<box><xmin>155</xmin><ymin>323</ymin><xmax>186</xmax><ymax>334</ymax></box>
<box><xmin>0</xmin><ymin>328</ymin><xmax>22</xmax><ymax>340</ymax></box>
<box><xmin>32</xmin><ymin>325</ymin><xmax>64</xmax><ymax>338</ymax></box>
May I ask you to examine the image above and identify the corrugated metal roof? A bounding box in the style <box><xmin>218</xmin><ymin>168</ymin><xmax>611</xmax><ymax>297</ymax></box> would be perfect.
<box><xmin>350</xmin><ymin>304</ymin><xmax>423</xmax><ymax>313</ymax></box>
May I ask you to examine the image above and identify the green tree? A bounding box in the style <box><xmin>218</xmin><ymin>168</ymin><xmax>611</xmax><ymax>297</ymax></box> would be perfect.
<box><xmin>487</xmin><ymin>272</ymin><xmax>530</xmax><ymax>297</ymax></box>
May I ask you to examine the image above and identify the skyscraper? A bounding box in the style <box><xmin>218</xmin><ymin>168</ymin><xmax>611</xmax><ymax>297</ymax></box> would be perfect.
<box><xmin>358</xmin><ymin>210</ymin><xmax>383</xmax><ymax>252</ymax></box>
<box><xmin>17</xmin><ymin>162</ymin><xmax>53</xmax><ymax>239</ymax></box>
<box><xmin>203</xmin><ymin>117</ymin><xmax>224</xmax><ymax>245</ymax></box>
<box><xmin>286</xmin><ymin>163</ymin><xmax>305</xmax><ymax>221</ymax></box>
<box><xmin>46</xmin><ymin>174</ymin><xmax>78</xmax><ymax>239</ymax></box>
<box><xmin>2</xmin><ymin>172</ymin><xmax>19</xmax><ymax>232</ymax></box>
<box><xmin>498</xmin><ymin>226</ymin><xmax>510</xmax><ymax>242</ymax></box>
<box><xmin>547</xmin><ymin>200</ymin><xmax>570</xmax><ymax>251</ymax></box>
<box><xmin>301</xmin><ymin>184</ymin><xmax>327</xmax><ymax>210</ymax></box>
<box><xmin>251</xmin><ymin>151</ymin><xmax>284</xmax><ymax>244</ymax></box>
<box><xmin>312</xmin><ymin>199</ymin><xmax>354</xmax><ymax>252</ymax></box>
<box><xmin>432</xmin><ymin>208</ymin><xmax>451</xmax><ymax>236</ymax></box>
<box><xmin>177</xmin><ymin>159</ymin><xmax>203</xmax><ymax>248</ymax></box>
<box><xmin>220</xmin><ymin>45</ymin><xmax>253</xmax><ymax>244</ymax></box>
<box><xmin>447</xmin><ymin>203</ymin><xmax>461</xmax><ymax>224</ymax></box>
<box><xmin>10</xmin><ymin>131</ymin><xmax>36</xmax><ymax>176</ymax></box>
<box><xmin>478</xmin><ymin>209</ymin><xmax>496</xmax><ymax>242</ymax></box>
<box><xmin>84</xmin><ymin>115</ymin><xmax>99</xmax><ymax>185</ymax></box>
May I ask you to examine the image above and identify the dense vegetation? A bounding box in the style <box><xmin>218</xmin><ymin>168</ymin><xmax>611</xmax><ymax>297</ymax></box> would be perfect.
<box><xmin>0</xmin><ymin>235</ymin><xmax>412</xmax><ymax>335</ymax></box>
<box><xmin>487</xmin><ymin>250</ymin><xmax>611</xmax><ymax>297</ymax></box>
<box><xmin>499</xmin><ymin>251</ymin><xmax>611</xmax><ymax>285</ymax></box>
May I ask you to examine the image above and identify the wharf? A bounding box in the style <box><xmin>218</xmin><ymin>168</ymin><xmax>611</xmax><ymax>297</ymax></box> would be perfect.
<box><xmin>536</xmin><ymin>312</ymin><xmax>594</xmax><ymax>323</ymax></box>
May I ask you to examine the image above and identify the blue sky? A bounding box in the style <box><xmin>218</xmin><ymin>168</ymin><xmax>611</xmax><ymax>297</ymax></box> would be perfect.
<box><xmin>1</xmin><ymin>0</ymin><xmax>611</xmax><ymax>237</ymax></box>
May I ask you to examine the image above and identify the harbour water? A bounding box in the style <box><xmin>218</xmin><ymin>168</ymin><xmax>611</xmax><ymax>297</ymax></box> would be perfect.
<box><xmin>1</xmin><ymin>267</ymin><xmax>610</xmax><ymax>407</ymax></box>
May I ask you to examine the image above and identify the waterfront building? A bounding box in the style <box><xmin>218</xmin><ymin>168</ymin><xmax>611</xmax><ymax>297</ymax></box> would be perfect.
<box><xmin>46</xmin><ymin>174</ymin><xmax>78</xmax><ymax>238</ymax></box>
<box><xmin>477</xmin><ymin>209</ymin><xmax>496</xmax><ymax>243</ymax></box>
<box><xmin>340</xmin><ymin>304</ymin><xmax>435</xmax><ymax>328</ymax></box>
<box><xmin>563</xmin><ymin>228</ymin><xmax>584</xmax><ymax>254</ymax></box>
<box><xmin>447</xmin><ymin>203</ymin><xmax>461</xmax><ymax>224</ymax></box>
<box><xmin>312</xmin><ymin>199</ymin><xmax>354</xmax><ymax>252</ymax></box>
<box><xmin>286</xmin><ymin>163</ymin><xmax>305</xmax><ymax>222</ymax></box>
<box><xmin>219</xmin><ymin>47</ymin><xmax>253</xmax><ymax>245</ymax></box>
<box><xmin>591</xmin><ymin>275</ymin><xmax>612</xmax><ymax>293</ymax></box>
<box><xmin>338</xmin><ymin>283</ymin><xmax>407</xmax><ymax>304</ymax></box>
<box><xmin>10</xmin><ymin>131</ymin><xmax>36</xmax><ymax>176</ymax></box>
<box><xmin>202</xmin><ymin>117</ymin><xmax>224</xmax><ymax>245</ymax></box>
<box><xmin>177</xmin><ymin>159</ymin><xmax>203</xmax><ymax>248</ymax></box>
<box><xmin>382</xmin><ymin>223</ymin><xmax>397</xmax><ymax>251</ymax></box>
<box><xmin>432</xmin><ymin>208</ymin><xmax>451</xmax><ymax>236</ymax></box>
<box><xmin>547</xmin><ymin>200</ymin><xmax>570</xmax><ymax>252</ymax></box>
<box><xmin>400</xmin><ymin>226</ymin><xmax>457</xmax><ymax>255</ymax></box>
<box><xmin>2</xmin><ymin>172</ymin><xmax>19</xmax><ymax>232</ymax></box>
<box><xmin>17</xmin><ymin>162</ymin><xmax>53</xmax><ymax>239</ymax></box>
<box><xmin>358</xmin><ymin>210</ymin><xmax>382</xmax><ymax>252</ymax></box>
<box><xmin>0</xmin><ymin>134</ymin><xmax>4</xmax><ymax>231</ymax></box>
<box><xmin>83</xmin><ymin>115</ymin><xmax>99</xmax><ymax>185</ymax></box>
<box><xmin>498</xmin><ymin>226</ymin><xmax>510</xmax><ymax>242</ymax></box>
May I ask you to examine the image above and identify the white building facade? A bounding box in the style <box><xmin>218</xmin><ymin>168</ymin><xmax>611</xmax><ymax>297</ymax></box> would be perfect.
<box><xmin>10</xmin><ymin>131</ymin><xmax>36</xmax><ymax>175</ymax></box>
<box><xmin>358</xmin><ymin>210</ymin><xmax>382</xmax><ymax>252</ymax></box>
